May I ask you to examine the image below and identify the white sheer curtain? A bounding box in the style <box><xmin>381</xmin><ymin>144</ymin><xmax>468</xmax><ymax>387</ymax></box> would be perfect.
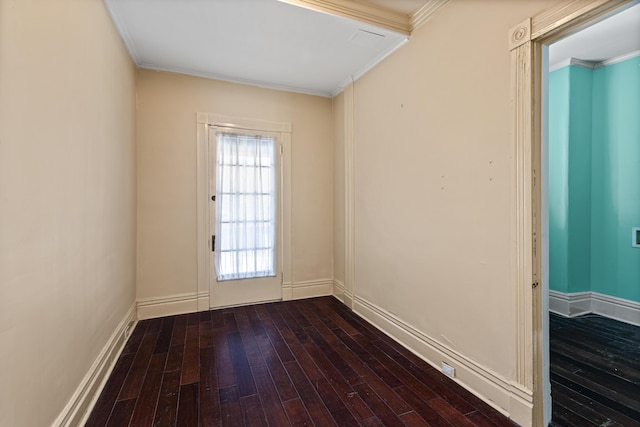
<box><xmin>215</xmin><ymin>132</ymin><xmax>276</xmax><ymax>281</ymax></box>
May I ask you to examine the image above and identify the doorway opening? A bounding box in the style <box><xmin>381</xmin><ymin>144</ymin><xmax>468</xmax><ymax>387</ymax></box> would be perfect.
<box><xmin>509</xmin><ymin>1</ymin><xmax>638</xmax><ymax>425</ymax></box>
<box><xmin>544</xmin><ymin>3</ymin><xmax>640</xmax><ymax>425</ymax></box>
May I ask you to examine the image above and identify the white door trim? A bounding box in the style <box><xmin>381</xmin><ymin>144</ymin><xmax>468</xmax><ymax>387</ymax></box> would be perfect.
<box><xmin>196</xmin><ymin>113</ymin><xmax>292</xmax><ymax>311</ymax></box>
<box><xmin>508</xmin><ymin>1</ymin><xmax>633</xmax><ymax>425</ymax></box>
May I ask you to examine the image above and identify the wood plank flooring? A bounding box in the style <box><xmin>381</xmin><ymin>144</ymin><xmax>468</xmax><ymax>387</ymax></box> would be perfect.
<box><xmin>86</xmin><ymin>296</ymin><xmax>516</xmax><ymax>426</ymax></box>
<box><xmin>550</xmin><ymin>313</ymin><xmax>640</xmax><ymax>427</ymax></box>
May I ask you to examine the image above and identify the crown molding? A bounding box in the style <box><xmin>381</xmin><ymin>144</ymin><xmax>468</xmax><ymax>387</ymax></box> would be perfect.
<box><xmin>594</xmin><ymin>49</ymin><xmax>640</xmax><ymax>68</ymax></box>
<box><xmin>570</xmin><ymin>57</ymin><xmax>598</xmax><ymax>69</ymax></box>
<box><xmin>548</xmin><ymin>57</ymin><xmax>594</xmax><ymax>72</ymax></box>
<box><xmin>410</xmin><ymin>0</ymin><xmax>450</xmax><ymax>32</ymax></box>
<box><xmin>531</xmin><ymin>0</ymin><xmax>631</xmax><ymax>42</ymax></box>
<box><xmin>549</xmin><ymin>50</ymin><xmax>640</xmax><ymax>72</ymax></box>
<box><xmin>104</xmin><ymin>0</ymin><xmax>141</xmax><ymax>64</ymax></box>
<box><xmin>278</xmin><ymin>0</ymin><xmax>450</xmax><ymax>35</ymax></box>
<box><xmin>139</xmin><ymin>63</ymin><xmax>333</xmax><ymax>98</ymax></box>
<box><xmin>277</xmin><ymin>0</ymin><xmax>410</xmax><ymax>35</ymax></box>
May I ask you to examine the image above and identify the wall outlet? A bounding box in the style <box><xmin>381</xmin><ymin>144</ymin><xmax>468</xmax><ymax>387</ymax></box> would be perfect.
<box><xmin>632</xmin><ymin>227</ymin><xmax>640</xmax><ymax>248</ymax></box>
<box><xmin>441</xmin><ymin>362</ymin><xmax>455</xmax><ymax>378</ymax></box>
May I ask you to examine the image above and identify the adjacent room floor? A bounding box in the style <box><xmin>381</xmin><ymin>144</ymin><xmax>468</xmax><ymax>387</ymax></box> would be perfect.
<box><xmin>85</xmin><ymin>296</ymin><xmax>516</xmax><ymax>426</ymax></box>
<box><xmin>550</xmin><ymin>313</ymin><xmax>640</xmax><ymax>427</ymax></box>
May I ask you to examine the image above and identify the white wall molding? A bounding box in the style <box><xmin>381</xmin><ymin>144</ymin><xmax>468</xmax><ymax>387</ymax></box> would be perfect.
<box><xmin>283</xmin><ymin>279</ymin><xmax>334</xmax><ymax>300</ymax></box>
<box><xmin>343</xmin><ymin>83</ymin><xmax>355</xmax><ymax>310</ymax></box>
<box><xmin>351</xmin><ymin>295</ymin><xmax>533</xmax><ymax>424</ymax></box>
<box><xmin>197</xmin><ymin>292</ymin><xmax>211</xmax><ymax>314</ymax></box>
<box><xmin>548</xmin><ymin>290</ymin><xmax>592</xmax><ymax>317</ymax></box>
<box><xmin>279</xmin><ymin>0</ymin><xmax>450</xmax><ymax>36</ymax></box>
<box><xmin>409</xmin><ymin>0</ymin><xmax>449</xmax><ymax>32</ymax></box>
<box><xmin>594</xmin><ymin>49</ymin><xmax>640</xmax><ymax>69</ymax></box>
<box><xmin>196</xmin><ymin>113</ymin><xmax>292</xmax><ymax>133</ymax></box>
<box><xmin>550</xmin><ymin>290</ymin><xmax>640</xmax><ymax>327</ymax></box>
<box><xmin>332</xmin><ymin>279</ymin><xmax>354</xmax><ymax>308</ymax></box>
<box><xmin>276</xmin><ymin>0</ymin><xmax>410</xmax><ymax>35</ymax></box>
<box><xmin>592</xmin><ymin>293</ymin><xmax>640</xmax><ymax>326</ymax></box>
<box><xmin>547</xmin><ymin>57</ymin><xmax>596</xmax><ymax>72</ymax></box>
<box><xmin>569</xmin><ymin>57</ymin><xmax>597</xmax><ymax>69</ymax></box>
<box><xmin>510</xmin><ymin>2</ymin><xmax>634</xmax><ymax>424</ymax></box>
<box><xmin>140</xmin><ymin>278</ymin><xmax>331</xmax><ymax>318</ymax></box>
<box><xmin>137</xmin><ymin>292</ymin><xmax>207</xmax><ymax>320</ymax></box>
<box><xmin>508</xmin><ymin>18</ymin><xmax>536</xmax><ymax>404</ymax></box>
<box><xmin>53</xmin><ymin>302</ymin><xmax>137</xmax><ymax>427</ymax></box>
<box><xmin>550</xmin><ymin>51</ymin><xmax>640</xmax><ymax>73</ymax></box>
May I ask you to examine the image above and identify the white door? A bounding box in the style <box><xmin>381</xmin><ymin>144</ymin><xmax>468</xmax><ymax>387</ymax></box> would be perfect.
<box><xmin>208</xmin><ymin>126</ymin><xmax>282</xmax><ymax>308</ymax></box>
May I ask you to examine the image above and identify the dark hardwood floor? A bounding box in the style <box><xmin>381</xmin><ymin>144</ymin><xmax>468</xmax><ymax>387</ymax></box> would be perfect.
<box><xmin>85</xmin><ymin>296</ymin><xmax>516</xmax><ymax>426</ymax></box>
<box><xmin>550</xmin><ymin>313</ymin><xmax>640</xmax><ymax>427</ymax></box>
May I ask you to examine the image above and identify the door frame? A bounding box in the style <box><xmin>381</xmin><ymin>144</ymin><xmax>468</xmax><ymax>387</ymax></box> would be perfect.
<box><xmin>196</xmin><ymin>113</ymin><xmax>292</xmax><ymax>311</ymax></box>
<box><xmin>508</xmin><ymin>0</ymin><xmax>633</xmax><ymax>425</ymax></box>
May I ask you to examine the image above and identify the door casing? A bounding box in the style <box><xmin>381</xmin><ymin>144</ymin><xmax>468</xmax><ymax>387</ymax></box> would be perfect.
<box><xmin>508</xmin><ymin>1</ymin><xmax>634</xmax><ymax>425</ymax></box>
<box><xmin>197</xmin><ymin>113</ymin><xmax>292</xmax><ymax>311</ymax></box>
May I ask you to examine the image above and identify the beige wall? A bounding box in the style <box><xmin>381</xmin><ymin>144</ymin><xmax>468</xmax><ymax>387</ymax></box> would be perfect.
<box><xmin>136</xmin><ymin>70</ymin><xmax>333</xmax><ymax>301</ymax></box>
<box><xmin>0</xmin><ymin>0</ymin><xmax>136</xmax><ymax>425</ymax></box>
<box><xmin>0</xmin><ymin>0</ymin><xmax>567</xmax><ymax>423</ymax></box>
<box><xmin>342</xmin><ymin>0</ymin><xmax>558</xmax><ymax>411</ymax></box>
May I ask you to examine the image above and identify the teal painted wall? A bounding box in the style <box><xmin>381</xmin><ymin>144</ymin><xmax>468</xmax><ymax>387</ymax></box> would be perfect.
<box><xmin>549</xmin><ymin>67</ymin><xmax>570</xmax><ymax>293</ymax></box>
<box><xmin>549</xmin><ymin>66</ymin><xmax>593</xmax><ymax>294</ymax></box>
<box><xmin>568</xmin><ymin>66</ymin><xmax>593</xmax><ymax>293</ymax></box>
<box><xmin>590</xmin><ymin>57</ymin><xmax>640</xmax><ymax>302</ymax></box>
<box><xmin>549</xmin><ymin>56</ymin><xmax>640</xmax><ymax>302</ymax></box>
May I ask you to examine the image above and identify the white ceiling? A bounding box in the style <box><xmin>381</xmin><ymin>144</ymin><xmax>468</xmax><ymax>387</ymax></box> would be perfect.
<box><xmin>549</xmin><ymin>2</ymin><xmax>640</xmax><ymax>70</ymax></box>
<box><xmin>105</xmin><ymin>0</ymin><xmax>640</xmax><ymax>96</ymax></box>
<box><xmin>105</xmin><ymin>0</ymin><xmax>419</xmax><ymax>97</ymax></box>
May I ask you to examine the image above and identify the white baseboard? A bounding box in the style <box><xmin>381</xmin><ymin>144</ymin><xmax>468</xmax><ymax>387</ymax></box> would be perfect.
<box><xmin>137</xmin><ymin>292</ymin><xmax>208</xmax><ymax>320</ymax></box>
<box><xmin>53</xmin><ymin>302</ymin><xmax>137</xmax><ymax>427</ymax></box>
<box><xmin>592</xmin><ymin>293</ymin><xmax>640</xmax><ymax>326</ymax></box>
<box><xmin>197</xmin><ymin>292</ymin><xmax>210</xmax><ymax>312</ymax></box>
<box><xmin>548</xmin><ymin>290</ymin><xmax>592</xmax><ymax>317</ymax></box>
<box><xmin>550</xmin><ymin>290</ymin><xmax>640</xmax><ymax>327</ymax></box>
<box><xmin>283</xmin><ymin>279</ymin><xmax>333</xmax><ymax>301</ymax></box>
<box><xmin>332</xmin><ymin>279</ymin><xmax>353</xmax><ymax>308</ymax></box>
<box><xmin>350</xmin><ymin>295</ymin><xmax>533</xmax><ymax>427</ymax></box>
<box><xmin>139</xmin><ymin>280</ymin><xmax>333</xmax><ymax>319</ymax></box>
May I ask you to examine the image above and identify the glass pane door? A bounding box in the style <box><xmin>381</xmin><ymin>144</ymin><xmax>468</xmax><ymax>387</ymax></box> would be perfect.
<box><xmin>208</xmin><ymin>126</ymin><xmax>282</xmax><ymax>308</ymax></box>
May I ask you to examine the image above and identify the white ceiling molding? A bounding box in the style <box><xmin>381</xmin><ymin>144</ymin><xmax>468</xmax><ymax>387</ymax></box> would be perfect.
<box><xmin>409</xmin><ymin>0</ymin><xmax>449</xmax><ymax>32</ymax></box>
<box><xmin>594</xmin><ymin>49</ymin><xmax>640</xmax><ymax>68</ymax></box>
<box><xmin>138</xmin><ymin>63</ymin><xmax>334</xmax><ymax>98</ymax></box>
<box><xmin>569</xmin><ymin>58</ymin><xmax>597</xmax><ymax>70</ymax></box>
<box><xmin>549</xmin><ymin>50</ymin><xmax>640</xmax><ymax>72</ymax></box>
<box><xmin>548</xmin><ymin>3</ymin><xmax>640</xmax><ymax>71</ymax></box>
<box><xmin>103</xmin><ymin>0</ymin><xmax>141</xmax><ymax>64</ymax></box>
<box><xmin>276</xmin><ymin>0</ymin><xmax>411</xmax><ymax>34</ymax></box>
